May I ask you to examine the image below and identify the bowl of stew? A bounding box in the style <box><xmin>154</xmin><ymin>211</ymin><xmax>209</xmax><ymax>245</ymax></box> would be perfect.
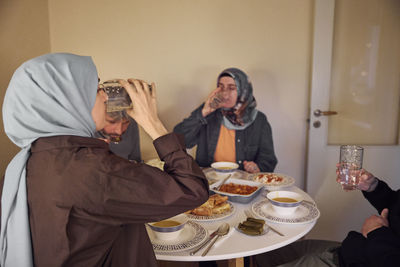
<box><xmin>210</xmin><ymin>177</ymin><xmax>263</xmax><ymax>203</ymax></box>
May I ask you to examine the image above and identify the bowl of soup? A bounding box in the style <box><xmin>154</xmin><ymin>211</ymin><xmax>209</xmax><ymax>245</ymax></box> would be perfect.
<box><xmin>211</xmin><ymin>161</ymin><xmax>239</xmax><ymax>176</ymax></box>
<box><xmin>266</xmin><ymin>191</ymin><xmax>303</xmax><ymax>215</ymax></box>
<box><xmin>147</xmin><ymin>214</ymin><xmax>187</xmax><ymax>240</ymax></box>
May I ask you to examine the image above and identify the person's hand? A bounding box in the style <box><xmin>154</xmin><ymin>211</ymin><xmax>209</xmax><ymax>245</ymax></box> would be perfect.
<box><xmin>335</xmin><ymin>164</ymin><xmax>378</xmax><ymax>192</ymax></box>
<box><xmin>361</xmin><ymin>208</ymin><xmax>389</xmax><ymax>237</ymax></box>
<box><xmin>356</xmin><ymin>169</ymin><xmax>378</xmax><ymax>192</ymax></box>
<box><xmin>243</xmin><ymin>161</ymin><xmax>260</xmax><ymax>173</ymax></box>
<box><xmin>120</xmin><ymin>79</ymin><xmax>168</xmax><ymax>140</ymax></box>
<box><xmin>201</xmin><ymin>87</ymin><xmax>223</xmax><ymax>117</ymax></box>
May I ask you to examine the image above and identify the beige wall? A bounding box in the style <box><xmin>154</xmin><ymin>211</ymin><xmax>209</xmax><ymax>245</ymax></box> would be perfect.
<box><xmin>0</xmin><ymin>0</ymin><xmax>51</xmax><ymax>175</ymax></box>
<box><xmin>48</xmin><ymin>0</ymin><xmax>313</xmax><ymax>188</ymax></box>
<box><xmin>1</xmin><ymin>0</ymin><xmax>313</xmax><ymax>190</ymax></box>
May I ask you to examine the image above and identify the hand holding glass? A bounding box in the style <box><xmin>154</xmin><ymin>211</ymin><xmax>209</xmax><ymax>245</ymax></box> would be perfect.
<box><xmin>339</xmin><ymin>145</ymin><xmax>364</xmax><ymax>190</ymax></box>
<box><xmin>209</xmin><ymin>91</ymin><xmax>225</xmax><ymax>109</ymax></box>
<box><xmin>99</xmin><ymin>81</ymin><xmax>133</xmax><ymax>113</ymax></box>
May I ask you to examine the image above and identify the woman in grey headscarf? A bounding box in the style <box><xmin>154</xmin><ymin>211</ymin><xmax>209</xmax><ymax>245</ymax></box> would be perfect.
<box><xmin>174</xmin><ymin>68</ymin><xmax>277</xmax><ymax>173</ymax></box>
<box><xmin>1</xmin><ymin>53</ymin><xmax>208</xmax><ymax>266</ymax></box>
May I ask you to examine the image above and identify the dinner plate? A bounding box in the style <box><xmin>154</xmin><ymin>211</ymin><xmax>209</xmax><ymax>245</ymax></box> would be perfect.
<box><xmin>185</xmin><ymin>202</ymin><xmax>235</xmax><ymax>221</ymax></box>
<box><xmin>202</xmin><ymin>168</ymin><xmax>249</xmax><ymax>185</ymax></box>
<box><xmin>249</xmin><ymin>172</ymin><xmax>295</xmax><ymax>190</ymax></box>
<box><xmin>252</xmin><ymin>199</ymin><xmax>320</xmax><ymax>224</ymax></box>
<box><xmin>147</xmin><ymin>221</ymin><xmax>207</xmax><ymax>253</ymax></box>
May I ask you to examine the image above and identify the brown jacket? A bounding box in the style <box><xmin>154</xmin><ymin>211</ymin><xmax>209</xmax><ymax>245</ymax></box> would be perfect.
<box><xmin>23</xmin><ymin>133</ymin><xmax>208</xmax><ymax>266</ymax></box>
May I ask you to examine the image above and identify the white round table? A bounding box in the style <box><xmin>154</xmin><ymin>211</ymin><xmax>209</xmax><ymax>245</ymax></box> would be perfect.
<box><xmin>154</xmin><ymin>186</ymin><xmax>318</xmax><ymax>266</ymax></box>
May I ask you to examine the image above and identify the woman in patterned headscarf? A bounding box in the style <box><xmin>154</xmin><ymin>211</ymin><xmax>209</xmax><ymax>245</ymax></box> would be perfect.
<box><xmin>174</xmin><ymin>67</ymin><xmax>277</xmax><ymax>173</ymax></box>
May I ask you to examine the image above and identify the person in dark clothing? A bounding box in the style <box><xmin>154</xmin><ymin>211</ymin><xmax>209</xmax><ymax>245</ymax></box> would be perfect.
<box><xmin>255</xmin><ymin>167</ymin><xmax>400</xmax><ymax>267</ymax></box>
<box><xmin>174</xmin><ymin>68</ymin><xmax>277</xmax><ymax>173</ymax></box>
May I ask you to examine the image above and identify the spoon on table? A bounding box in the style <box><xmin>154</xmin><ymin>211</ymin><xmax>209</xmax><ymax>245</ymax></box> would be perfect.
<box><xmin>190</xmin><ymin>226</ymin><xmax>220</xmax><ymax>256</ymax></box>
<box><xmin>201</xmin><ymin>223</ymin><xmax>230</xmax><ymax>256</ymax></box>
<box><xmin>213</xmin><ymin>174</ymin><xmax>232</xmax><ymax>191</ymax></box>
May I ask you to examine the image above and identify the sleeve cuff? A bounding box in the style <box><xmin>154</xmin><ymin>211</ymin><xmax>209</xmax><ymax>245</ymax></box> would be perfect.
<box><xmin>194</xmin><ymin>104</ymin><xmax>208</xmax><ymax>125</ymax></box>
<box><xmin>363</xmin><ymin>179</ymin><xmax>390</xmax><ymax>199</ymax></box>
<box><xmin>153</xmin><ymin>133</ymin><xmax>186</xmax><ymax>160</ymax></box>
<box><xmin>366</xmin><ymin>226</ymin><xmax>393</xmax><ymax>240</ymax></box>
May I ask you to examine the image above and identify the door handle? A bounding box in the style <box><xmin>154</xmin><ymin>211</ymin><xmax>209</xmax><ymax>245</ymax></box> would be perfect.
<box><xmin>313</xmin><ymin>109</ymin><xmax>338</xmax><ymax>117</ymax></box>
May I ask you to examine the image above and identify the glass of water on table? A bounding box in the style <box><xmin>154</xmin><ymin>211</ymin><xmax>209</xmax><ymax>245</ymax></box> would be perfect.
<box><xmin>339</xmin><ymin>145</ymin><xmax>364</xmax><ymax>190</ymax></box>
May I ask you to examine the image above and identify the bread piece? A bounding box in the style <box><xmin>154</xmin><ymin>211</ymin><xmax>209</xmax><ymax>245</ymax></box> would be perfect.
<box><xmin>186</xmin><ymin>194</ymin><xmax>229</xmax><ymax>216</ymax></box>
<box><xmin>212</xmin><ymin>202</ymin><xmax>231</xmax><ymax>214</ymax></box>
<box><xmin>190</xmin><ymin>206</ymin><xmax>212</xmax><ymax>216</ymax></box>
<box><xmin>210</xmin><ymin>194</ymin><xmax>228</xmax><ymax>206</ymax></box>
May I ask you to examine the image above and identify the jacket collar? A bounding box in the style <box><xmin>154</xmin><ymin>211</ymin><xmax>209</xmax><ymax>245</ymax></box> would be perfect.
<box><xmin>31</xmin><ymin>135</ymin><xmax>108</xmax><ymax>153</ymax></box>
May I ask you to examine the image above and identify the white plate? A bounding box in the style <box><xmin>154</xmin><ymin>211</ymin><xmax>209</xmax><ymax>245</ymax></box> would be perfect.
<box><xmin>147</xmin><ymin>221</ymin><xmax>207</xmax><ymax>252</ymax></box>
<box><xmin>252</xmin><ymin>199</ymin><xmax>320</xmax><ymax>224</ymax></box>
<box><xmin>203</xmin><ymin>168</ymin><xmax>249</xmax><ymax>185</ymax></box>
<box><xmin>249</xmin><ymin>172</ymin><xmax>295</xmax><ymax>190</ymax></box>
<box><xmin>185</xmin><ymin>202</ymin><xmax>235</xmax><ymax>221</ymax></box>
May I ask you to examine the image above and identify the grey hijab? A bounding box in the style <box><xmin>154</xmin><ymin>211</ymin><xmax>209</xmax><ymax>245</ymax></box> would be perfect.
<box><xmin>218</xmin><ymin>68</ymin><xmax>258</xmax><ymax>130</ymax></box>
<box><xmin>1</xmin><ymin>53</ymin><xmax>98</xmax><ymax>266</ymax></box>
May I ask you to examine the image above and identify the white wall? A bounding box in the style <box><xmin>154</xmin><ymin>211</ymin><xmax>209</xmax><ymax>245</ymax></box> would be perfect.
<box><xmin>47</xmin><ymin>0</ymin><xmax>314</xmax><ymax>189</ymax></box>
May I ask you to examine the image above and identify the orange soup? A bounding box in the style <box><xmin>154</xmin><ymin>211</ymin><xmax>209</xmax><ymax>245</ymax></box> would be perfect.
<box><xmin>217</xmin><ymin>167</ymin><xmax>234</xmax><ymax>170</ymax></box>
<box><xmin>272</xmin><ymin>197</ymin><xmax>298</xmax><ymax>203</ymax></box>
<box><xmin>153</xmin><ymin>220</ymin><xmax>181</xmax><ymax>227</ymax></box>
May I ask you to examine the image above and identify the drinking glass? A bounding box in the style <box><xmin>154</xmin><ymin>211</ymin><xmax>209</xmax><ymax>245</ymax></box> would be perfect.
<box><xmin>98</xmin><ymin>80</ymin><xmax>132</xmax><ymax>144</ymax></box>
<box><xmin>99</xmin><ymin>81</ymin><xmax>133</xmax><ymax>113</ymax></box>
<box><xmin>210</xmin><ymin>92</ymin><xmax>225</xmax><ymax>109</ymax></box>
<box><xmin>339</xmin><ymin>145</ymin><xmax>364</xmax><ymax>190</ymax></box>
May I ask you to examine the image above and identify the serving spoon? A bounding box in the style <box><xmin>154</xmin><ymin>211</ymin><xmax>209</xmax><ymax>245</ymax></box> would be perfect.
<box><xmin>201</xmin><ymin>223</ymin><xmax>230</xmax><ymax>256</ymax></box>
<box><xmin>214</xmin><ymin>174</ymin><xmax>232</xmax><ymax>191</ymax></box>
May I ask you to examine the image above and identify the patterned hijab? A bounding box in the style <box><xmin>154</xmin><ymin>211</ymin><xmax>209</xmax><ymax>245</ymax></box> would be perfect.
<box><xmin>218</xmin><ymin>68</ymin><xmax>258</xmax><ymax>130</ymax></box>
<box><xmin>1</xmin><ymin>53</ymin><xmax>98</xmax><ymax>266</ymax></box>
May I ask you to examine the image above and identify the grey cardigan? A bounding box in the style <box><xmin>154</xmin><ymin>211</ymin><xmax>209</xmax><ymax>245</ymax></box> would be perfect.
<box><xmin>174</xmin><ymin>104</ymin><xmax>277</xmax><ymax>172</ymax></box>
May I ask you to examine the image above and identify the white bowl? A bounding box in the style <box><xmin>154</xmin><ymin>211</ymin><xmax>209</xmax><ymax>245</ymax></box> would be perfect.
<box><xmin>147</xmin><ymin>214</ymin><xmax>187</xmax><ymax>241</ymax></box>
<box><xmin>266</xmin><ymin>191</ymin><xmax>303</xmax><ymax>215</ymax></box>
<box><xmin>211</xmin><ymin>161</ymin><xmax>239</xmax><ymax>177</ymax></box>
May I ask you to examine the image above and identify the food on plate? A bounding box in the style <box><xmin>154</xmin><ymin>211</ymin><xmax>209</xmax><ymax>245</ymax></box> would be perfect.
<box><xmin>272</xmin><ymin>197</ymin><xmax>298</xmax><ymax>203</ymax></box>
<box><xmin>238</xmin><ymin>217</ymin><xmax>265</xmax><ymax>235</ymax></box>
<box><xmin>185</xmin><ymin>194</ymin><xmax>230</xmax><ymax>216</ymax></box>
<box><xmin>254</xmin><ymin>173</ymin><xmax>284</xmax><ymax>185</ymax></box>
<box><xmin>217</xmin><ymin>183</ymin><xmax>258</xmax><ymax>195</ymax></box>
